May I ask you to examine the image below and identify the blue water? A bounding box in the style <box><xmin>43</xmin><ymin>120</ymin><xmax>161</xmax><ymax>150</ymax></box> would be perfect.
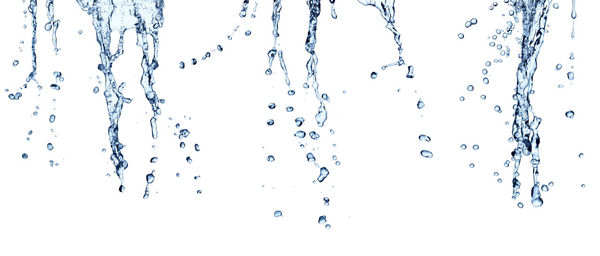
<box><xmin>45</xmin><ymin>0</ymin><xmax>59</xmax><ymax>52</ymax></box>
<box><xmin>27</xmin><ymin>0</ymin><xmax>38</xmax><ymax>83</ymax></box>
<box><xmin>509</xmin><ymin>0</ymin><xmax>551</xmax><ymax>207</ymax></box>
<box><xmin>305</xmin><ymin>0</ymin><xmax>328</xmax><ymax>127</ymax></box>
<box><xmin>77</xmin><ymin>0</ymin><xmax>165</xmax><ymax>192</ymax></box>
<box><xmin>265</xmin><ymin>0</ymin><xmax>291</xmax><ymax>87</ymax></box>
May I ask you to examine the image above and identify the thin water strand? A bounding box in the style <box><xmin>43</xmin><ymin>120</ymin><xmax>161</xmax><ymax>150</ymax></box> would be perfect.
<box><xmin>45</xmin><ymin>0</ymin><xmax>59</xmax><ymax>52</ymax></box>
<box><xmin>265</xmin><ymin>0</ymin><xmax>291</xmax><ymax>87</ymax></box>
<box><xmin>305</xmin><ymin>0</ymin><xmax>328</xmax><ymax>127</ymax></box>
<box><xmin>27</xmin><ymin>0</ymin><xmax>38</xmax><ymax>83</ymax></box>
<box><xmin>571</xmin><ymin>0</ymin><xmax>576</xmax><ymax>39</ymax></box>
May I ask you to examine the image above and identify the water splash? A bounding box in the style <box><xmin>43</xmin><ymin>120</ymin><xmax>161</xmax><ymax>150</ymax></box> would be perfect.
<box><xmin>329</xmin><ymin>0</ymin><xmax>338</xmax><ymax>19</ymax></box>
<box><xmin>27</xmin><ymin>0</ymin><xmax>38</xmax><ymax>83</ymax></box>
<box><xmin>265</xmin><ymin>0</ymin><xmax>291</xmax><ymax>87</ymax></box>
<box><xmin>239</xmin><ymin>0</ymin><xmax>250</xmax><ymax>18</ymax></box>
<box><xmin>510</xmin><ymin>0</ymin><xmax>551</xmax><ymax>207</ymax></box>
<box><xmin>77</xmin><ymin>0</ymin><xmax>165</xmax><ymax>192</ymax></box>
<box><xmin>305</xmin><ymin>0</ymin><xmax>328</xmax><ymax>127</ymax></box>
<box><xmin>45</xmin><ymin>0</ymin><xmax>59</xmax><ymax>52</ymax></box>
<box><xmin>358</xmin><ymin>0</ymin><xmax>410</xmax><ymax>76</ymax></box>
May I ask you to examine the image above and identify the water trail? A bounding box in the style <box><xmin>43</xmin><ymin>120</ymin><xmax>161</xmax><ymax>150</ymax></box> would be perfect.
<box><xmin>570</xmin><ymin>0</ymin><xmax>576</xmax><ymax>39</ymax></box>
<box><xmin>265</xmin><ymin>0</ymin><xmax>291</xmax><ymax>87</ymax></box>
<box><xmin>45</xmin><ymin>0</ymin><xmax>60</xmax><ymax>52</ymax></box>
<box><xmin>239</xmin><ymin>0</ymin><xmax>250</xmax><ymax>18</ymax></box>
<box><xmin>305</xmin><ymin>0</ymin><xmax>327</xmax><ymax>127</ymax></box>
<box><xmin>510</xmin><ymin>0</ymin><xmax>551</xmax><ymax>207</ymax></box>
<box><xmin>77</xmin><ymin>0</ymin><xmax>165</xmax><ymax>192</ymax></box>
<box><xmin>329</xmin><ymin>0</ymin><xmax>338</xmax><ymax>19</ymax></box>
<box><xmin>27</xmin><ymin>0</ymin><xmax>38</xmax><ymax>83</ymax></box>
<box><xmin>358</xmin><ymin>0</ymin><xmax>409</xmax><ymax>75</ymax></box>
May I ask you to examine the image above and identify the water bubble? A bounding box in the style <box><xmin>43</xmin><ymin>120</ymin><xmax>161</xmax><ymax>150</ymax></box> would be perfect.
<box><xmin>480</xmin><ymin>94</ymin><xmax>486</xmax><ymax>100</ymax></box>
<box><xmin>459</xmin><ymin>96</ymin><xmax>465</xmax><ymax>101</ymax></box>
<box><xmin>317</xmin><ymin>167</ymin><xmax>329</xmax><ymax>182</ymax></box>
<box><xmin>420</xmin><ymin>150</ymin><xmax>433</xmax><ymax>158</ymax></box>
<box><xmin>179</xmin><ymin>61</ymin><xmax>185</xmax><ymax>69</ymax></box>
<box><xmin>47</xmin><ymin>143</ymin><xmax>54</xmax><ymax>151</ymax></box>
<box><xmin>517</xmin><ymin>202</ymin><xmax>524</xmax><ymax>208</ymax></box>
<box><xmin>418</xmin><ymin>134</ymin><xmax>431</xmax><ymax>142</ymax></box>
<box><xmin>274</xmin><ymin>210</ymin><xmax>283</xmax><ymax>217</ymax></box>
<box><xmin>417</xmin><ymin>99</ymin><xmax>425</xmax><ymax>109</ymax></box>
<box><xmin>541</xmin><ymin>184</ymin><xmax>549</xmax><ymax>192</ymax></box>
<box><xmin>458</xmin><ymin>33</ymin><xmax>464</xmax><ymax>39</ymax></box>
<box><xmin>335</xmin><ymin>161</ymin><xmax>341</xmax><ymax>166</ymax></box>
<box><xmin>565</xmin><ymin>110</ymin><xmax>575</xmax><ymax>119</ymax></box>
<box><xmin>370</xmin><ymin>72</ymin><xmax>378</xmax><ymax>79</ymax></box>
<box><xmin>553</xmin><ymin>3</ymin><xmax>559</xmax><ymax>9</ymax></box>
<box><xmin>567</xmin><ymin>72</ymin><xmax>574</xmax><ymax>80</ymax></box>
<box><xmin>22</xmin><ymin>153</ymin><xmax>28</xmax><ymax>159</ymax></box>
<box><xmin>318</xmin><ymin>215</ymin><xmax>327</xmax><ymax>224</ymax></box>
<box><xmin>467</xmin><ymin>85</ymin><xmax>474</xmax><ymax>91</ymax></box>
<box><xmin>268</xmin><ymin>103</ymin><xmax>276</xmax><ymax>109</ymax></box>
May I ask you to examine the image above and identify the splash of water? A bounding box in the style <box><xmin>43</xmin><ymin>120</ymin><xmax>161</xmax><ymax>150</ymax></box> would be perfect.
<box><xmin>239</xmin><ymin>0</ymin><xmax>250</xmax><ymax>18</ymax></box>
<box><xmin>27</xmin><ymin>0</ymin><xmax>38</xmax><ymax>83</ymax></box>
<box><xmin>358</xmin><ymin>0</ymin><xmax>410</xmax><ymax>75</ymax></box>
<box><xmin>45</xmin><ymin>0</ymin><xmax>59</xmax><ymax>52</ymax></box>
<box><xmin>305</xmin><ymin>0</ymin><xmax>327</xmax><ymax>127</ymax></box>
<box><xmin>265</xmin><ymin>0</ymin><xmax>291</xmax><ymax>87</ymax></box>
<box><xmin>510</xmin><ymin>0</ymin><xmax>551</xmax><ymax>207</ymax></box>
<box><xmin>77</xmin><ymin>0</ymin><xmax>165</xmax><ymax>192</ymax></box>
<box><xmin>329</xmin><ymin>0</ymin><xmax>338</xmax><ymax>19</ymax></box>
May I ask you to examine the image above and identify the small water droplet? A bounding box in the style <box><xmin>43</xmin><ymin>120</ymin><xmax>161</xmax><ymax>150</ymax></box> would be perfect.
<box><xmin>417</xmin><ymin>99</ymin><xmax>425</xmax><ymax>109</ymax></box>
<box><xmin>268</xmin><ymin>103</ymin><xmax>276</xmax><ymax>109</ymax></box>
<box><xmin>565</xmin><ymin>110</ymin><xmax>575</xmax><ymax>119</ymax></box>
<box><xmin>578</xmin><ymin>153</ymin><xmax>584</xmax><ymax>158</ymax></box>
<box><xmin>267</xmin><ymin>119</ymin><xmax>274</xmax><ymax>126</ymax></box>
<box><xmin>497</xmin><ymin>178</ymin><xmax>502</xmax><ymax>183</ymax></box>
<box><xmin>324</xmin><ymin>197</ymin><xmax>330</xmax><ymax>206</ymax></box>
<box><xmin>186</xmin><ymin>156</ymin><xmax>192</xmax><ymax>164</ymax></box>
<box><xmin>195</xmin><ymin>144</ymin><xmax>200</xmax><ymax>152</ymax></box>
<box><xmin>555</xmin><ymin>63</ymin><xmax>562</xmax><ymax>70</ymax></box>
<box><xmin>458</xmin><ymin>33</ymin><xmax>464</xmax><ymax>39</ymax></box>
<box><xmin>150</xmin><ymin>157</ymin><xmax>158</xmax><ymax>163</ymax></box>
<box><xmin>567</xmin><ymin>72</ymin><xmax>574</xmax><ymax>80</ymax></box>
<box><xmin>317</xmin><ymin>167</ymin><xmax>329</xmax><ymax>182</ymax></box>
<box><xmin>294</xmin><ymin>131</ymin><xmax>306</xmax><ymax>138</ymax></box>
<box><xmin>517</xmin><ymin>202</ymin><xmax>524</xmax><ymax>208</ymax></box>
<box><xmin>472</xmin><ymin>144</ymin><xmax>479</xmax><ymax>150</ymax></box>
<box><xmin>22</xmin><ymin>153</ymin><xmax>28</xmax><ymax>159</ymax></box>
<box><xmin>469</xmin><ymin>163</ymin><xmax>475</xmax><ymax>168</ymax></box>
<box><xmin>553</xmin><ymin>3</ymin><xmax>559</xmax><ymax>9</ymax></box>
<box><xmin>460</xmin><ymin>144</ymin><xmax>467</xmax><ymax>150</ymax></box>
<box><xmin>47</xmin><ymin>143</ymin><xmax>54</xmax><ymax>151</ymax></box>
<box><xmin>245</xmin><ymin>30</ymin><xmax>251</xmax><ymax>36</ymax></box>
<box><xmin>179</xmin><ymin>61</ymin><xmax>185</xmax><ymax>69</ymax></box>
<box><xmin>418</xmin><ymin>134</ymin><xmax>431</xmax><ymax>142</ymax></box>
<box><xmin>467</xmin><ymin>85</ymin><xmax>474</xmax><ymax>91</ymax></box>
<box><xmin>267</xmin><ymin>155</ymin><xmax>275</xmax><ymax>162</ymax></box>
<box><xmin>318</xmin><ymin>215</ymin><xmax>327</xmax><ymax>224</ymax></box>
<box><xmin>370</xmin><ymin>72</ymin><xmax>378</xmax><ymax>79</ymax></box>
<box><xmin>420</xmin><ymin>150</ymin><xmax>433</xmax><ymax>158</ymax></box>
<box><xmin>541</xmin><ymin>184</ymin><xmax>549</xmax><ymax>192</ymax></box>
<box><xmin>274</xmin><ymin>210</ymin><xmax>283</xmax><ymax>217</ymax></box>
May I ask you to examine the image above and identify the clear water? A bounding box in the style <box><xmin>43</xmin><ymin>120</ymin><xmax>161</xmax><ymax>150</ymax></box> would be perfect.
<box><xmin>305</xmin><ymin>0</ymin><xmax>328</xmax><ymax>127</ymax></box>
<box><xmin>76</xmin><ymin>0</ymin><xmax>165</xmax><ymax>192</ymax></box>
<box><xmin>265</xmin><ymin>0</ymin><xmax>291</xmax><ymax>87</ymax></box>
<box><xmin>45</xmin><ymin>0</ymin><xmax>59</xmax><ymax>52</ymax></box>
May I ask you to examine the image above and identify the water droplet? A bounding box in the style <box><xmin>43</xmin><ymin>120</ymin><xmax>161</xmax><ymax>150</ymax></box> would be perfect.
<box><xmin>49</xmin><ymin>114</ymin><xmax>56</xmax><ymax>123</ymax></box>
<box><xmin>186</xmin><ymin>156</ymin><xmax>192</xmax><ymax>164</ymax></box>
<box><xmin>13</xmin><ymin>60</ymin><xmax>20</xmax><ymax>66</ymax></box>
<box><xmin>267</xmin><ymin>155</ymin><xmax>275</xmax><ymax>162</ymax></box>
<box><xmin>470</xmin><ymin>18</ymin><xmax>478</xmax><ymax>25</ymax></box>
<box><xmin>47</xmin><ymin>143</ymin><xmax>54</xmax><ymax>151</ymax></box>
<box><xmin>309</xmin><ymin>131</ymin><xmax>320</xmax><ymax>140</ymax></box>
<box><xmin>406</xmin><ymin>65</ymin><xmax>415</xmax><ymax>78</ymax></box>
<box><xmin>555</xmin><ymin>63</ymin><xmax>562</xmax><ymax>70</ymax></box>
<box><xmin>578</xmin><ymin>153</ymin><xmax>584</xmax><ymax>158</ymax></box>
<box><xmin>467</xmin><ymin>85</ymin><xmax>474</xmax><ymax>91</ymax></box>
<box><xmin>22</xmin><ymin>153</ymin><xmax>28</xmax><ymax>159</ymax></box>
<box><xmin>418</xmin><ymin>134</ymin><xmax>431</xmax><ymax>142</ymax></box>
<box><xmin>180</xmin><ymin>142</ymin><xmax>186</xmax><ymax>148</ymax></box>
<box><xmin>307</xmin><ymin>153</ymin><xmax>316</xmax><ymax>162</ymax></box>
<box><xmin>494</xmin><ymin>105</ymin><xmax>502</xmax><ymax>113</ymax></box>
<box><xmin>417</xmin><ymin>99</ymin><xmax>425</xmax><ymax>109</ymax></box>
<box><xmin>267</xmin><ymin>119</ymin><xmax>275</xmax><ymax>126</ymax></box>
<box><xmin>288</xmin><ymin>90</ymin><xmax>295</xmax><ymax>96</ymax></box>
<box><xmin>420</xmin><ymin>150</ymin><xmax>433</xmax><ymax>158</ymax></box>
<box><xmin>318</xmin><ymin>215</ymin><xmax>327</xmax><ymax>224</ymax></box>
<box><xmin>472</xmin><ymin>144</ymin><xmax>479</xmax><ymax>150</ymax></box>
<box><xmin>195</xmin><ymin>144</ymin><xmax>200</xmax><ymax>152</ymax></box>
<box><xmin>146</xmin><ymin>173</ymin><xmax>155</xmax><ymax>184</ymax></box>
<box><xmin>294</xmin><ymin>131</ymin><xmax>306</xmax><ymax>138</ymax></box>
<box><xmin>325</xmin><ymin>224</ymin><xmax>331</xmax><ymax>229</ymax></box>
<box><xmin>493</xmin><ymin>171</ymin><xmax>499</xmax><ymax>176</ymax></box>
<box><xmin>268</xmin><ymin>103</ymin><xmax>276</xmax><ymax>109</ymax></box>
<box><xmin>469</xmin><ymin>163</ymin><xmax>475</xmax><ymax>168</ymax></box>
<box><xmin>460</xmin><ymin>144</ymin><xmax>467</xmax><ymax>150</ymax></box>
<box><xmin>179</xmin><ymin>61</ymin><xmax>185</xmax><ymax>69</ymax></box>
<box><xmin>458</xmin><ymin>33</ymin><xmax>464</xmax><ymax>39</ymax></box>
<box><xmin>324</xmin><ymin>197</ymin><xmax>330</xmax><ymax>206</ymax></box>
<box><xmin>541</xmin><ymin>184</ymin><xmax>549</xmax><ymax>192</ymax></box>
<box><xmin>517</xmin><ymin>202</ymin><xmax>524</xmax><ymax>208</ymax></box>
<box><xmin>567</xmin><ymin>72</ymin><xmax>574</xmax><ymax>80</ymax></box>
<box><xmin>274</xmin><ymin>210</ymin><xmax>282</xmax><ymax>217</ymax></box>
<box><xmin>565</xmin><ymin>110</ymin><xmax>575</xmax><ymax>119</ymax></box>
<box><xmin>581</xmin><ymin>184</ymin><xmax>586</xmax><ymax>188</ymax></box>
<box><xmin>286</xmin><ymin>106</ymin><xmax>294</xmax><ymax>112</ymax></box>
<box><xmin>548</xmin><ymin>181</ymin><xmax>554</xmax><ymax>187</ymax></box>
<box><xmin>93</xmin><ymin>87</ymin><xmax>99</xmax><ymax>94</ymax></box>
<box><xmin>197</xmin><ymin>190</ymin><xmax>202</xmax><ymax>194</ymax></box>
<box><xmin>317</xmin><ymin>167</ymin><xmax>329</xmax><ymax>182</ymax></box>
<box><xmin>483</xmin><ymin>77</ymin><xmax>489</xmax><ymax>84</ymax></box>
<box><xmin>295</xmin><ymin>117</ymin><xmax>305</xmax><ymax>127</ymax></box>
<box><xmin>497</xmin><ymin>178</ymin><xmax>503</xmax><ymax>183</ymax></box>
<box><xmin>150</xmin><ymin>157</ymin><xmax>158</xmax><ymax>163</ymax></box>
<box><xmin>553</xmin><ymin>3</ymin><xmax>559</xmax><ymax>9</ymax></box>
<box><xmin>370</xmin><ymin>72</ymin><xmax>378</xmax><ymax>79</ymax></box>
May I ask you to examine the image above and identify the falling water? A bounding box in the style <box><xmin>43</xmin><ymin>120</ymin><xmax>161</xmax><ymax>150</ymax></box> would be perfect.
<box><xmin>45</xmin><ymin>0</ymin><xmax>59</xmax><ymax>52</ymax></box>
<box><xmin>265</xmin><ymin>0</ymin><xmax>291</xmax><ymax>87</ymax></box>
<box><xmin>239</xmin><ymin>0</ymin><xmax>250</xmax><ymax>18</ymax></box>
<box><xmin>510</xmin><ymin>0</ymin><xmax>551</xmax><ymax>207</ymax></box>
<box><xmin>329</xmin><ymin>0</ymin><xmax>338</xmax><ymax>19</ymax></box>
<box><xmin>76</xmin><ymin>0</ymin><xmax>165</xmax><ymax>192</ymax></box>
<box><xmin>570</xmin><ymin>0</ymin><xmax>576</xmax><ymax>39</ymax></box>
<box><xmin>358</xmin><ymin>0</ymin><xmax>411</xmax><ymax>76</ymax></box>
<box><xmin>27</xmin><ymin>0</ymin><xmax>38</xmax><ymax>83</ymax></box>
<box><xmin>305</xmin><ymin>0</ymin><xmax>328</xmax><ymax>127</ymax></box>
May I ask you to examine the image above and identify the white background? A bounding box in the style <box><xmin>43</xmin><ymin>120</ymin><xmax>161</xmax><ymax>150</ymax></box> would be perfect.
<box><xmin>1</xmin><ymin>0</ymin><xmax>599</xmax><ymax>255</ymax></box>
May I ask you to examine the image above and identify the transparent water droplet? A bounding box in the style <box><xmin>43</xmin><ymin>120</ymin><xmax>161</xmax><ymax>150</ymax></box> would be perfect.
<box><xmin>186</xmin><ymin>156</ymin><xmax>192</xmax><ymax>164</ymax></box>
<box><xmin>420</xmin><ymin>150</ymin><xmax>433</xmax><ymax>158</ymax></box>
<box><xmin>418</xmin><ymin>134</ymin><xmax>431</xmax><ymax>142</ymax></box>
<box><xmin>567</xmin><ymin>72</ymin><xmax>574</xmax><ymax>80</ymax></box>
<box><xmin>317</xmin><ymin>167</ymin><xmax>329</xmax><ymax>182</ymax></box>
<box><xmin>179</xmin><ymin>61</ymin><xmax>185</xmax><ymax>69</ymax></box>
<box><xmin>267</xmin><ymin>119</ymin><xmax>275</xmax><ymax>126</ymax></box>
<box><xmin>307</xmin><ymin>153</ymin><xmax>316</xmax><ymax>162</ymax></box>
<box><xmin>22</xmin><ymin>153</ymin><xmax>28</xmax><ymax>159</ymax></box>
<box><xmin>555</xmin><ymin>63</ymin><xmax>562</xmax><ymax>70</ymax></box>
<box><xmin>541</xmin><ymin>184</ymin><xmax>549</xmax><ymax>192</ymax></box>
<box><xmin>324</xmin><ymin>197</ymin><xmax>330</xmax><ymax>206</ymax></box>
<box><xmin>195</xmin><ymin>144</ymin><xmax>200</xmax><ymax>152</ymax></box>
<box><xmin>370</xmin><ymin>72</ymin><xmax>378</xmax><ymax>79</ymax></box>
<box><xmin>295</xmin><ymin>117</ymin><xmax>305</xmax><ymax>127</ymax></box>
<box><xmin>578</xmin><ymin>153</ymin><xmax>584</xmax><ymax>158</ymax></box>
<box><xmin>180</xmin><ymin>142</ymin><xmax>185</xmax><ymax>148</ymax></box>
<box><xmin>460</xmin><ymin>144</ymin><xmax>467</xmax><ymax>150</ymax></box>
<box><xmin>150</xmin><ymin>157</ymin><xmax>158</xmax><ymax>163</ymax></box>
<box><xmin>548</xmin><ymin>181</ymin><xmax>554</xmax><ymax>187</ymax></box>
<box><xmin>267</xmin><ymin>155</ymin><xmax>275</xmax><ymax>162</ymax></box>
<box><xmin>469</xmin><ymin>163</ymin><xmax>475</xmax><ymax>168</ymax></box>
<box><xmin>318</xmin><ymin>215</ymin><xmax>327</xmax><ymax>224</ymax></box>
<box><xmin>472</xmin><ymin>144</ymin><xmax>479</xmax><ymax>150</ymax></box>
<box><xmin>268</xmin><ymin>103</ymin><xmax>276</xmax><ymax>109</ymax></box>
<box><xmin>565</xmin><ymin>110</ymin><xmax>575</xmax><ymax>119</ymax></box>
<box><xmin>274</xmin><ymin>210</ymin><xmax>282</xmax><ymax>217</ymax></box>
<box><xmin>458</xmin><ymin>33</ymin><xmax>464</xmax><ymax>39</ymax></box>
<box><xmin>497</xmin><ymin>178</ymin><xmax>502</xmax><ymax>183</ymax></box>
<box><xmin>294</xmin><ymin>131</ymin><xmax>306</xmax><ymax>138</ymax></box>
<box><xmin>553</xmin><ymin>3</ymin><xmax>559</xmax><ymax>9</ymax></box>
<box><xmin>517</xmin><ymin>202</ymin><xmax>524</xmax><ymax>208</ymax></box>
<box><xmin>417</xmin><ymin>99</ymin><xmax>425</xmax><ymax>109</ymax></box>
<box><xmin>494</xmin><ymin>105</ymin><xmax>502</xmax><ymax>113</ymax></box>
<box><xmin>47</xmin><ymin>143</ymin><xmax>54</xmax><ymax>151</ymax></box>
<box><xmin>467</xmin><ymin>85</ymin><xmax>474</xmax><ymax>91</ymax></box>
